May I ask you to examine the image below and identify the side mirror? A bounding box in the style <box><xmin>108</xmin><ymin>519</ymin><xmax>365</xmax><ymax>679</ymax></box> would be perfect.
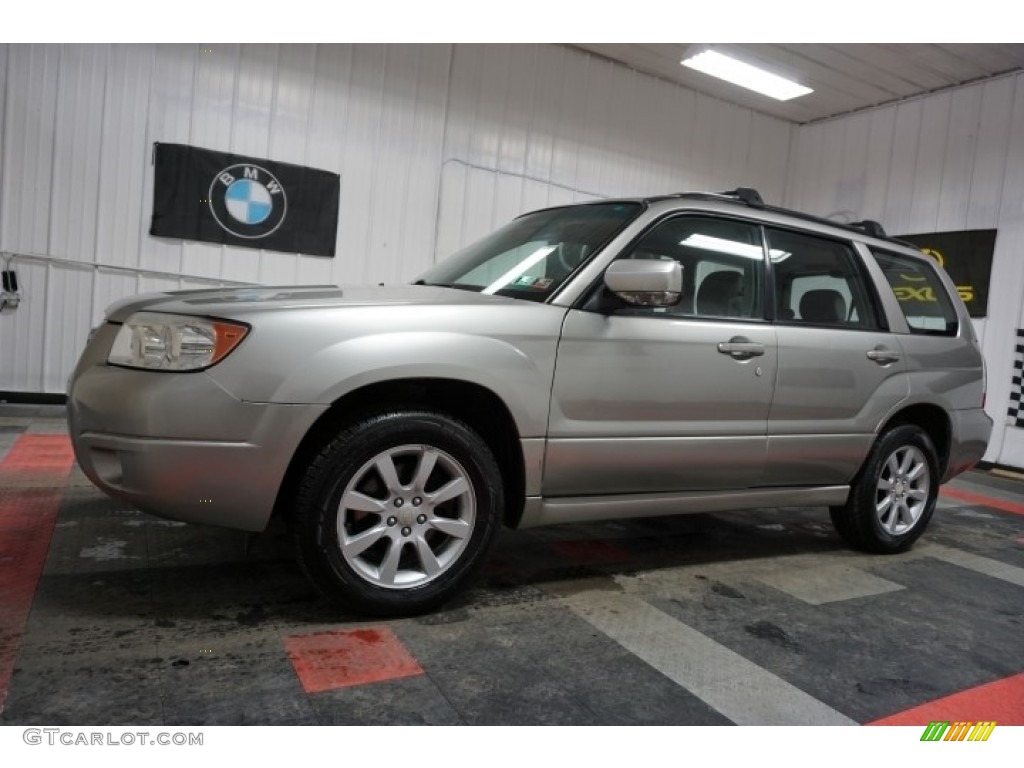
<box><xmin>603</xmin><ymin>260</ymin><xmax>682</xmax><ymax>307</ymax></box>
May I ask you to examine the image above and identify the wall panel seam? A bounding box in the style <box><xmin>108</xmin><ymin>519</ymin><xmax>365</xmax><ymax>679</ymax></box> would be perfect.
<box><xmin>0</xmin><ymin>45</ymin><xmax>10</xmax><ymax>247</ymax></box>
<box><xmin>45</xmin><ymin>45</ymin><xmax>63</xmax><ymax>258</ymax></box>
<box><xmin>991</xmin><ymin>76</ymin><xmax>1018</xmax><ymax>223</ymax></box>
<box><xmin>429</xmin><ymin>44</ymin><xmax>456</xmax><ymax>264</ymax></box>
<box><xmin>89</xmin><ymin>45</ymin><xmax>111</xmax><ymax>327</ymax></box>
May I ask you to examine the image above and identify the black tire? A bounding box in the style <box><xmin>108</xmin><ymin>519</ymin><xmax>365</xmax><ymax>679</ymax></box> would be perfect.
<box><xmin>830</xmin><ymin>424</ymin><xmax>939</xmax><ymax>553</ymax></box>
<box><xmin>291</xmin><ymin>410</ymin><xmax>503</xmax><ymax>616</ymax></box>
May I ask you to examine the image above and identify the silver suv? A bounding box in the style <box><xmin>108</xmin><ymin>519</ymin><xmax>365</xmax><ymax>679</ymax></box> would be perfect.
<box><xmin>67</xmin><ymin>189</ymin><xmax>993</xmax><ymax>615</ymax></box>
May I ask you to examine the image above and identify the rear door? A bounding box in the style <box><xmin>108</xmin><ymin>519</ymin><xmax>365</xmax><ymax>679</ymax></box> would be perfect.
<box><xmin>765</xmin><ymin>227</ymin><xmax>908</xmax><ymax>486</ymax></box>
<box><xmin>545</xmin><ymin>214</ymin><xmax>777</xmax><ymax>495</ymax></box>
<box><xmin>869</xmin><ymin>246</ymin><xmax>987</xmax><ymax>420</ymax></box>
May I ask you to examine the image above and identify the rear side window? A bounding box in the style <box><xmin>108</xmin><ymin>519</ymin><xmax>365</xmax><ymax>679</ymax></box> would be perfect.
<box><xmin>871</xmin><ymin>250</ymin><xmax>959</xmax><ymax>336</ymax></box>
<box><xmin>767</xmin><ymin>228</ymin><xmax>881</xmax><ymax>330</ymax></box>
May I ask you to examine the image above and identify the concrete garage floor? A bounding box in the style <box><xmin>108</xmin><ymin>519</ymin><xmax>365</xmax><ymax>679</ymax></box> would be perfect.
<box><xmin>1</xmin><ymin>404</ymin><xmax>1022</xmax><ymax>726</ymax></box>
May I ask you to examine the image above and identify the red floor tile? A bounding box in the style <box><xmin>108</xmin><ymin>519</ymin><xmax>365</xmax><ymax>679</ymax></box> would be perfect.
<box><xmin>868</xmin><ymin>672</ymin><xmax>1024</xmax><ymax>726</ymax></box>
<box><xmin>0</xmin><ymin>435</ymin><xmax>75</xmax><ymax>714</ymax></box>
<box><xmin>941</xmin><ymin>487</ymin><xmax>1024</xmax><ymax>517</ymax></box>
<box><xmin>285</xmin><ymin>626</ymin><xmax>424</xmax><ymax>694</ymax></box>
<box><xmin>550</xmin><ymin>539</ymin><xmax>632</xmax><ymax>564</ymax></box>
<box><xmin>1</xmin><ymin>434</ymin><xmax>75</xmax><ymax>473</ymax></box>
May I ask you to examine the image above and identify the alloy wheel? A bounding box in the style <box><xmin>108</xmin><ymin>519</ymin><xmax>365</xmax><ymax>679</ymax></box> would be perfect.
<box><xmin>874</xmin><ymin>445</ymin><xmax>930</xmax><ymax>535</ymax></box>
<box><xmin>336</xmin><ymin>444</ymin><xmax>476</xmax><ymax>589</ymax></box>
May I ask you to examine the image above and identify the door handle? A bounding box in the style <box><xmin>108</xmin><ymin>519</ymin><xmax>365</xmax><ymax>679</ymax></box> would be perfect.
<box><xmin>717</xmin><ymin>338</ymin><xmax>765</xmax><ymax>359</ymax></box>
<box><xmin>866</xmin><ymin>347</ymin><xmax>901</xmax><ymax>364</ymax></box>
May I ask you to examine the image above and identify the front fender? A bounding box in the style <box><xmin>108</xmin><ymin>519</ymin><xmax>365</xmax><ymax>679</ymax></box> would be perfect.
<box><xmin>204</xmin><ymin>303</ymin><xmax>567</xmax><ymax>437</ymax></box>
<box><xmin>270</xmin><ymin>331</ymin><xmax>557</xmax><ymax>437</ymax></box>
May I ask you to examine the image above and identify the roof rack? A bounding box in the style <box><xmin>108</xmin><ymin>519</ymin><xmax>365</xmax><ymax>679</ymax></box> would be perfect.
<box><xmin>721</xmin><ymin>187</ymin><xmax>765</xmax><ymax>207</ymax></box>
<box><xmin>659</xmin><ymin>187</ymin><xmax>904</xmax><ymax>245</ymax></box>
<box><xmin>849</xmin><ymin>220</ymin><xmax>887</xmax><ymax>238</ymax></box>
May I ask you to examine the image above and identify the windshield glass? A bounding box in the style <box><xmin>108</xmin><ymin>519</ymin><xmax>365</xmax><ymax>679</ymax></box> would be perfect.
<box><xmin>417</xmin><ymin>202</ymin><xmax>642</xmax><ymax>301</ymax></box>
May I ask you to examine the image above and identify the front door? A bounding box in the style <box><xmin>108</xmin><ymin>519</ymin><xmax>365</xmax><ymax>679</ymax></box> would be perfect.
<box><xmin>544</xmin><ymin>214</ymin><xmax>776</xmax><ymax>496</ymax></box>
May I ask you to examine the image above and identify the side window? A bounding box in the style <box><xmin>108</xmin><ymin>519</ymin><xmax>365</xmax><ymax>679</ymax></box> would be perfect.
<box><xmin>767</xmin><ymin>228</ymin><xmax>881</xmax><ymax>330</ymax></box>
<box><xmin>609</xmin><ymin>216</ymin><xmax>764</xmax><ymax>320</ymax></box>
<box><xmin>871</xmin><ymin>249</ymin><xmax>959</xmax><ymax>336</ymax></box>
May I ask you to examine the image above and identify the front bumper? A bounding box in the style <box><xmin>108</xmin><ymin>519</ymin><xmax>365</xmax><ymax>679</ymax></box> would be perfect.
<box><xmin>68</xmin><ymin>324</ymin><xmax>326</xmax><ymax>532</ymax></box>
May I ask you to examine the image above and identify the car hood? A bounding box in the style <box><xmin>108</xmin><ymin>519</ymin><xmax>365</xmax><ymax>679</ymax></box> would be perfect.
<box><xmin>103</xmin><ymin>284</ymin><xmax>520</xmax><ymax>322</ymax></box>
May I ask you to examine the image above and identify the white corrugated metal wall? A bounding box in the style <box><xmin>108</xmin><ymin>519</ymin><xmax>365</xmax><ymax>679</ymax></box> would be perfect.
<box><xmin>784</xmin><ymin>72</ymin><xmax>1024</xmax><ymax>469</ymax></box>
<box><xmin>435</xmin><ymin>45</ymin><xmax>791</xmax><ymax>259</ymax></box>
<box><xmin>0</xmin><ymin>43</ymin><xmax>792</xmax><ymax>394</ymax></box>
<box><xmin>4</xmin><ymin>43</ymin><xmax>1021</xmax><ymax>469</ymax></box>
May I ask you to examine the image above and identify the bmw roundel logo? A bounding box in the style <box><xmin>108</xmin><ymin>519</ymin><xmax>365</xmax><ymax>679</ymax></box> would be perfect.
<box><xmin>209</xmin><ymin>164</ymin><xmax>287</xmax><ymax>239</ymax></box>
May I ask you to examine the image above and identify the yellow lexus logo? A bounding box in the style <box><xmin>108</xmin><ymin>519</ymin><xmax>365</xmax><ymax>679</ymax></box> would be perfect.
<box><xmin>920</xmin><ymin>247</ymin><xmax>945</xmax><ymax>267</ymax></box>
<box><xmin>901</xmin><ymin>247</ymin><xmax>945</xmax><ymax>282</ymax></box>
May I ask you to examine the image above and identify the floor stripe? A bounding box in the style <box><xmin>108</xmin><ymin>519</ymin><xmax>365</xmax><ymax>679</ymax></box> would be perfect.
<box><xmin>0</xmin><ymin>435</ymin><xmax>75</xmax><ymax>715</ymax></box>
<box><xmin>756</xmin><ymin>563</ymin><xmax>905</xmax><ymax>605</ymax></box>
<box><xmin>922</xmin><ymin>544</ymin><xmax>1024</xmax><ymax>589</ymax></box>
<box><xmin>869</xmin><ymin>672</ymin><xmax>1024</xmax><ymax>726</ymax></box>
<box><xmin>940</xmin><ymin>487</ymin><xmax>1024</xmax><ymax>516</ymax></box>
<box><xmin>561</xmin><ymin>589</ymin><xmax>857</xmax><ymax>725</ymax></box>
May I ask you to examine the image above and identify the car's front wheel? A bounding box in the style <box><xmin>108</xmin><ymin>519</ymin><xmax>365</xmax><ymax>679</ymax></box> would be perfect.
<box><xmin>830</xmin><ymin>424</ymin><xmax>939</xmax><ymax>553</ymax></box>
<box><xmin>291</xmin><ymin>410</ymin><xmax>503</xmax><ymax>616</ymax></box>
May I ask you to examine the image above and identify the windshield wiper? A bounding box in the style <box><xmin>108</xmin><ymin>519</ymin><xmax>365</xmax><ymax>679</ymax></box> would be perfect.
<box><xmin>414</xmin><ymin>281</ymin><xmax>483</xmax><ymax>293</ymax></box>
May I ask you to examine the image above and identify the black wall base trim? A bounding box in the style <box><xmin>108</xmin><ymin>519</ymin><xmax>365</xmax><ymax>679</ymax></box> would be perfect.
<box><xmin>0</xmin><ymin>391</ymin><xmax>68</xmax><ymax>405</ymax></box>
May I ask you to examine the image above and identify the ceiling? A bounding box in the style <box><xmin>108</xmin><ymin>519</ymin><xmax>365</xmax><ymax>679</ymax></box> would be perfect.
<box><xmin>573</xmin><ymin>44</ymin><xmax>1024</xmax><ymax>124</ymax></box>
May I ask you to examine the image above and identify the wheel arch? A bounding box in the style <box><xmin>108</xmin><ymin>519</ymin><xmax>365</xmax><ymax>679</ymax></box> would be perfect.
<box><xmin>272</xmin><ymin>377</ymin><xmax>527</xmax><ymax>529</ymax></box>
<box><xmin>877</xmin><ymin>403</ymin><xmax>951</xmax><ymax>478</ymax></box>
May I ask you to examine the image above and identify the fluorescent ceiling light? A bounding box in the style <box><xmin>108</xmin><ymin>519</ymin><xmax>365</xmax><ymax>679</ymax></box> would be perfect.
<box><xmin>681</xmin><ymin>234</ymin><xmax>789</xmax><ymax>261</ymax></box>
<box><xmin>681</xmin><ymin>50</ymin><xmax>813</xmax><ymax>101</ymax></box>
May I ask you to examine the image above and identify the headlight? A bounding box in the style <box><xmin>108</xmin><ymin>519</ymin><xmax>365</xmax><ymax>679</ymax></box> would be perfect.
<box><xmin>108</xmin><ymin>312</ymin><xmax>249</xmax><ymax>371</ymax></box>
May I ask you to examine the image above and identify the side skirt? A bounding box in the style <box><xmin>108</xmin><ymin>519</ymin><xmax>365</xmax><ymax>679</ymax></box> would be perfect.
<box><xmin>517</xmin><ymin>485</ymin><xmax>851</xmax><ymax>529</ymax></box>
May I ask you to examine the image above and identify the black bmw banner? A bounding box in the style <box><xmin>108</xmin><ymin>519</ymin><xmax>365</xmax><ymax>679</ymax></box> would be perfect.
<box><xmin>895</xmin><ymin>229</ymin><xmax>996</xmax><ymax>318</ymax></box>
<box><xmin>150</xmin><ymin>143</ymin><xmax>340</xmax><ymax>257</ymax></box>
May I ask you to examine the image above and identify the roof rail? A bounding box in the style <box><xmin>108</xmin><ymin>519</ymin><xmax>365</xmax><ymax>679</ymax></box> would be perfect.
<box><xmin>849</xmin><ymin>220</ymin><xmax>887</xmax><ymax>239</ymax></box>
<box><xmin>649</xmin><ymin>189</ymin><xmax>907</xmax><ymax>246</ymax></box>
<box><xmin>721</xmin><ymin>187</ymin><xmax>765</xmax><ymax>207</ymax></box>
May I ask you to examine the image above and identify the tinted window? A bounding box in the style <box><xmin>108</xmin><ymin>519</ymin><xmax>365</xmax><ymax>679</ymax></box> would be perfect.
<box><xmin>872</xmin><ymin>249</ymin><xmax>959</xmax><ymax>336</ymax></box>
<box><xmin>605</xmin><ymin>216</ymin><xmax>764</xmax><ymax>320</ymax></box>
<box><xmin>768</xmin><ymin>228</ymin><xmax>881</xmax><ymax>330</ymax></box>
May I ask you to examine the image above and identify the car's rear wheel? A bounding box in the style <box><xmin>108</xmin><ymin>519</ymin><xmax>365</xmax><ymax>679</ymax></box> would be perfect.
<box><xmin>830</xmin><ymin>424</ymin><xmax>939</xmax><ymax>553</ymax></box>
<box><xmin>291</xmin><ymin>410</ymin><xmax>503</xmax><ymax>616</ymax></box>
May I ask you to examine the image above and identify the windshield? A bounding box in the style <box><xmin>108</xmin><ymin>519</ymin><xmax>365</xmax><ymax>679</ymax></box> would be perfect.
<box><xmin>417</xmin><ymin>202</ymin><xmax>642</xmax><ymax>301</ymax></box>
